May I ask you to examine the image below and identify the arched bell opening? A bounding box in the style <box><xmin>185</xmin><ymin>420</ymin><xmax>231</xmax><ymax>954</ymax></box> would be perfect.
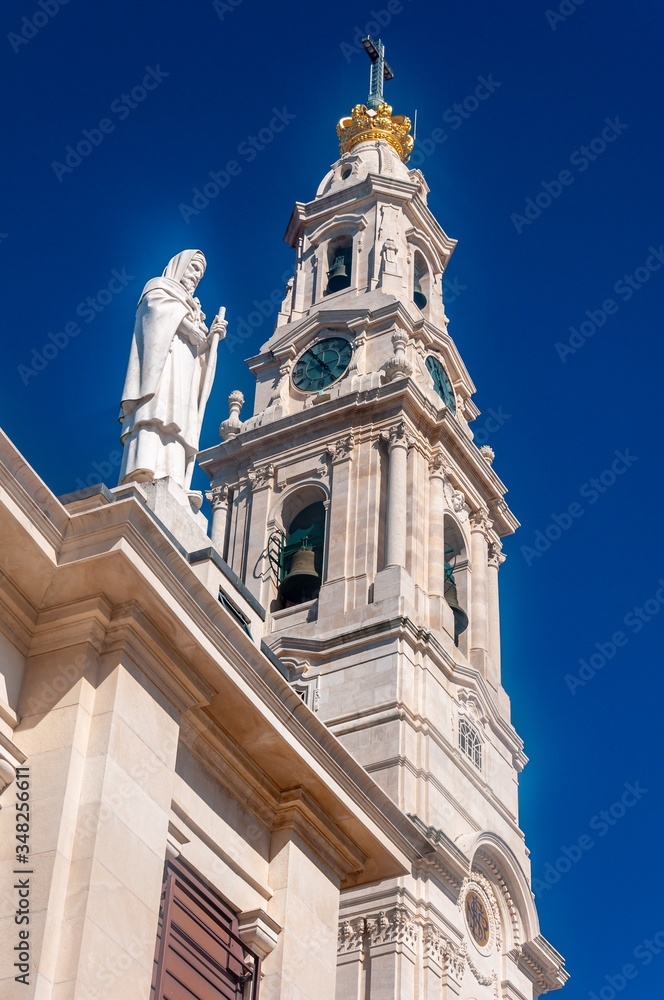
<box><xmin>270</xmin><ymin>486</ymin><xmax>328</xmax><ymax>611</ymax></box>
<box><xmin>325</xmin><ymin>235</ymin><xmax>353</xmax><ymax>294</ymax></box>
<box><xmin>444</xmin><ymin>514</ymin><xmax>469</xmax><ymax>651</ymax></box>
<box><xmin>412</xmin><ymin>250</ymin><xmax>430</xmax><ymax>312</ymax></box>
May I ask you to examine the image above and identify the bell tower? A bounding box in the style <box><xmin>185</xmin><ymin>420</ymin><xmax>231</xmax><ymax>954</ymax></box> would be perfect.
<box><xmin>199</xmin><ymin>38</ymin><xmax>566</xmax><ymax>1000</ymax></box>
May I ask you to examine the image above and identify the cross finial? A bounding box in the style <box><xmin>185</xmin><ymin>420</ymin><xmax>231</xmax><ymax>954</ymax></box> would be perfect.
<box><xmin>362</xmin><ymin>36</ymin><xmax>394</xmax><ymax>110</ymax></box>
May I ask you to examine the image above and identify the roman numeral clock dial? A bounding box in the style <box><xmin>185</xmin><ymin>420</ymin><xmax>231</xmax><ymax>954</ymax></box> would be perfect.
<box><xmin>292</xmin><ymin>337</ymin><xmax>353</xmax><ymax>392</ymax></box>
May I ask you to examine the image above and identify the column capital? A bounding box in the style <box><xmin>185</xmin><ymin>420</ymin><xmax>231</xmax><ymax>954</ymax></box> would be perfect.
<box><xmin>380</xmin><ymin>419</ymin><xmax>412</xmax><ymax>449</ymax></box>
<box><xmin>488</xmin><ymin>539</ymin><xmax>507</xmax><ymax>569</ymax></box>
<box><xmin>470</xmin><ymin>507</ymin><xmax>493</xmax><ymax>537</ymax></box>
<box><xmin>429</xmin><ymin>451</ymin><xmax>450</xmax><ymax>479</ymax></box>
<box><xmin>205</xmin><ymin>483</ymin><xmax>229</xmax><ymax>510</ymax></box>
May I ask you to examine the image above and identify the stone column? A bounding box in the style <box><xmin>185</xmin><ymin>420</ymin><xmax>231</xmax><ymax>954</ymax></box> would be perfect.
<box><xmin>469</xmin><ymin>508</ymin><xmax>492</xmax><ymax>675</ymax></box>
<box><xmin>208</xmin><ymin>484</ymin><xmax>229</xmax><ymax>555</ymax></box>
<box><xmin>384</xmin><ymin>421</ymin><xmax>409</xmax><ymax>569</ymax></box>
<box><xmin>487</xmin><ymin>539</ymin><xmax>506</xmax><ymax>690</ymax></box>
<box><xmin>374</xmin><ymin>422</ymin><xmax>414</xmax><ymax>606</ymax></box>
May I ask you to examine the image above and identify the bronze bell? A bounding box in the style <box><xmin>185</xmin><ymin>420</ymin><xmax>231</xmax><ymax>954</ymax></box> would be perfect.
<box><xmin>327</xmin><ymin>253</ymin><xmax>350</xmax><ymax>292</ymax></box>
<box><xmin>444</xmin><ymin>578</ymin><xmax>469</xmax><ymax>643</ymax></box>
<box><xmin>413</xmin><ymin>273</ymin><xmax>427</xmax><ymax>310</ymax></box>
<box><xmin>278</xmin><ymin>543</ymin><xmax>320</xmax><ymax>605</ymax></box>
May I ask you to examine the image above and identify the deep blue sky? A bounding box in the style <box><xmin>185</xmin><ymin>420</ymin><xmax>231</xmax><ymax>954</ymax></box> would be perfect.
<box><xmin>2</xmin><ymin>0</ymin><xmax>663</xmax><ymax>995</ymax></box>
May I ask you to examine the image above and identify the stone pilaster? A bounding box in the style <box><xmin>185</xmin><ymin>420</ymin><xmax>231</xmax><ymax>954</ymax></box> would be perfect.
<box><xmin>487</xmin><ymin>539</ymin><xmax>506</xmax><ymax>691</ymax></box>
<box><xmin>469</xmin><ymin>508</ymin><xmax>492</xmax><ymax>675</ymax></box>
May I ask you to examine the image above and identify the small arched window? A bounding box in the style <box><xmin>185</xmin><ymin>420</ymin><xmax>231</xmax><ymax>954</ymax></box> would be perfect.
<box><xmin>459</xmin><ymin>717</ymin><xmax>482</xmax><ymax>770</ymax></box>
<box><xmin>326</xmin><ymin>236</ymin><xmax>352</xmax><ymax>294</ymax></box>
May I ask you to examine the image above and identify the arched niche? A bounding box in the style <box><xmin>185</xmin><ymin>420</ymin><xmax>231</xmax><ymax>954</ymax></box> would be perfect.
<box><xmin>269</xmin><ymin>483</ymin><xmax>329</xmax><ymax>611</ymax></box>
<box><xmin>444</xmin><ymin>512</ymin><xmax>470</xmax><ymax>652</ymax></box>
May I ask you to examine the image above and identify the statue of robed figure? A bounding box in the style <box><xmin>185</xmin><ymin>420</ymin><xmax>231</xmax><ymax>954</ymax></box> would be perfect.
<box><xmin>118</xmin><ymin>249</ymin><xmax>226</xmax><ymax>491</ymax></box>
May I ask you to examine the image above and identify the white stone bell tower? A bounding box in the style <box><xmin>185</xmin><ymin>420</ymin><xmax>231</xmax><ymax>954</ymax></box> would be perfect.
<box><xmin>199</xmin><ymin>36</ymin><xmax>566</xmax><ymax>1000</ymax></box>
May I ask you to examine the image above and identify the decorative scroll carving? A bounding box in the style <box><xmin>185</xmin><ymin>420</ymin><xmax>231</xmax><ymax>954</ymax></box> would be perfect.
<box><xmin>429</xmin><ymin>451</ymin><xmax>449</xmax><ymax>477</ymax></box>
<box><xmin>327</xmin><ymin>433</ymin><xmax>356</xmax><ymax>462</ymax></box>
<box><xmin>247</xmin><ymin>464</ymin><xmax>275</xmax><ymax>491</ymax></box>
<box><xmin>458</xmin><ymin>688</ymin><xmax>488</xmax><ymax>726</ymax></box>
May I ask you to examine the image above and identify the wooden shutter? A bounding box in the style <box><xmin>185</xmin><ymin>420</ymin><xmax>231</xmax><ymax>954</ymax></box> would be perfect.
<box><xmin>151</xmin><ymin>859</ymin><xmax>260</xmax><ymax>1000</ymax></box>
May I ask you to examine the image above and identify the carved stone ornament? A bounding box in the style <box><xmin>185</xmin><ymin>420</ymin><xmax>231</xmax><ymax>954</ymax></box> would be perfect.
<box><xmin>365</xmin><ymin>907</ymin><xmax>418</xmax><ymax>950</ymax></box>
<box><xmin>338</xmin><ymin>917</ymin><xmax>366</xmax><ymax>954</ymax></box>
<box><xmin>443</xmin><ymin>479</ymin><xmax>470</xmax><ymax>522</ymax></box>
<box><xmin>327</xmin><ymin>433</ymin><xmax>356</xmax><ymax>462</ymax></box>
<box><xmin>380</xmin><ymin>238</ymin><xmax>401</xmax><ymax>276</ymax></box>
<box><xmin>458</xmin><ymin>873</ymin><xmax>502</xmax><ymax>959</ymax></box>
<box><xmin>429</xmin><ymin>451</ymin><xmax>450</xmax><ymax>478</ymax></box>
<box><xmin>204</xmin><ymin>483</ymin><xmax>229</xmax><ymax>510</ymax></box>
<box><xmin>384</xmin><ymin>329</ymin><xmax>413</xmax><ymax>382</ymax></box>
<box><xmin>480</xmin><ymin>444</ymin><xmax>495</xmax><ymax>465</ymax></box>
<box><xmin>458</xmin><ymin>688</ymin><xmax>488</xmax><ymax>726</ymax></box>
<box><xmin>247</xmin><ymin>464</ymin><xmax>275</xmax><ymax>491</ymax></box>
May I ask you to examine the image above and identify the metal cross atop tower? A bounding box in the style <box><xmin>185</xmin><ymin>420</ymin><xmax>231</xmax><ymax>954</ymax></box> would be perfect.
<box><xmin>362</xmin><ymin>36</ymin><xmax>394</xmax><ymax>110</ymax></box>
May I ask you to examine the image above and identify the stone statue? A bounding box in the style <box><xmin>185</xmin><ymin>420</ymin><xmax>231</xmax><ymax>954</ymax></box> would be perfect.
<box><xmin>118</xmin><ymin>250</ymin><xmax>226</xmax><ymax>491</ymax></box>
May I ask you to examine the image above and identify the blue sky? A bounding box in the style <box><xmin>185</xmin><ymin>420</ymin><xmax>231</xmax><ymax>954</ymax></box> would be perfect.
<box><xmin>2</xmin><ymin>0</ymin><xmax>663</xmax><ymax>995</ymax></box>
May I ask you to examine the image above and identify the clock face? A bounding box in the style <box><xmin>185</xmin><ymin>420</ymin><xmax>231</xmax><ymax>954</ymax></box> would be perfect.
<box><xmin>465</xmin><ymin>890</ymin><xmax>490</xmax><ymax>947</ymax></box>
<box><xmin>292</xmin><ymin>337</ymin><xmax>352</xmax><ymax>392</ymax></box>
<box><xmin>425</xmin><ymin>355</ymin><xmax>456</xmax><ymax>413</ymax></box>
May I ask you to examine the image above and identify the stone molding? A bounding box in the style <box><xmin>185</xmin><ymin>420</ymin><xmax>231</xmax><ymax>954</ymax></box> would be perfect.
<box><xmin>338</xmin><ymin>916</ymin><xmax>366</xmax><ymax>954</ymax></box>
<box><xmin>238</xmin><ymin>908</ymin><xmax>282</xmax><ymax>961</ymax></box>
<box><xmin>478</xmin><ymin>852</ymin><xmax>521</xmax><ymax>948</ymax></box>
<box><xmin>273</xmin><ymin>786</ymin><xmax>367</xmax><ymax>882</ymax></box>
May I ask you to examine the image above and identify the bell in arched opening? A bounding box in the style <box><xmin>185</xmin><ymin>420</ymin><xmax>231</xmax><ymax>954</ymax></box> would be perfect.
<box><xmin>327</xmin><ymin>252</ymin><xmax>350</xmax><ymax>292</ymax></box>
<box><xmin>443</xmin><ymin>545</ymin><xmax>468</xmax><ymax>644</ymax></box>
<box><xmin>278</xmin><ymin>541</ymin><xmax>320</xmax><ymax>606</ymax></box>
<box><xmin>413</xmin><ymin>261</ymin><xmax>427</xmax><ymax>310</ymax></box>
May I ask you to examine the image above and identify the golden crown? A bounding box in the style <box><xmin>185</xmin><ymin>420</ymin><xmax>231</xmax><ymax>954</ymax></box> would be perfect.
<box><xmin>336</xmin><ymin>101</ymin><xmax>414</xmax><ymax>163</ymax></box>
